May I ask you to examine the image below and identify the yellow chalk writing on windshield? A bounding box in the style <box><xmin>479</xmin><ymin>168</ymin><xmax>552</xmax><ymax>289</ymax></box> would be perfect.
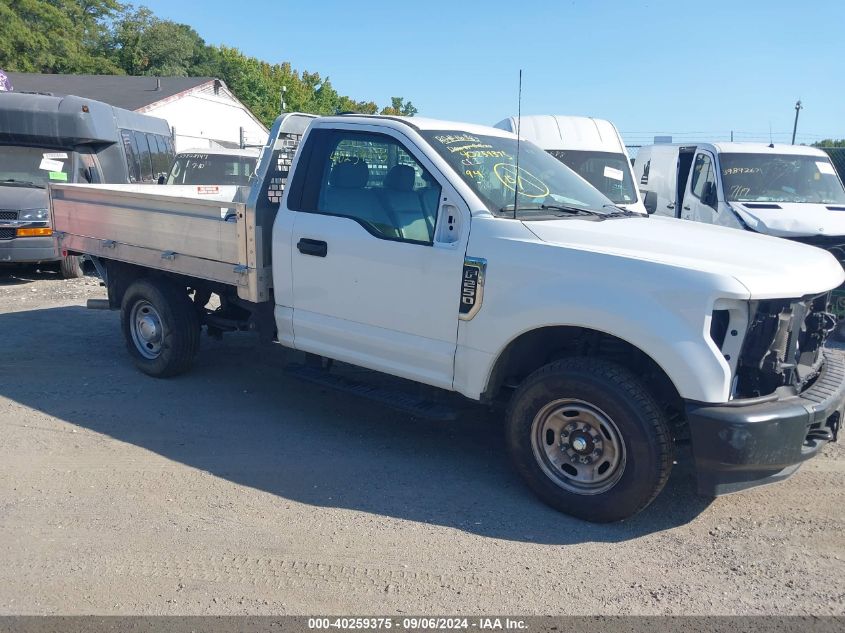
<box><xmin>493</xmin><ymin>163</ymin><xmax>550</xmax><ymax>198</ymax></box>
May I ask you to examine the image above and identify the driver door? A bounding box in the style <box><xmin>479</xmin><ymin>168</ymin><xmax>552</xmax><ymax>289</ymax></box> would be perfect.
<box><xmin>287</xmin><ymin>126</ymin><xmax>469</xmax><ymax>390</ymax></box>
<box><xmin>682</xmin><ymin>150</ymin><xmax>719</xmax><ymax>224</ymax></box>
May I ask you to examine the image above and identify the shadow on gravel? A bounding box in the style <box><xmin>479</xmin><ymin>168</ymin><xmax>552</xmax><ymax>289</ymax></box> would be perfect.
<box><xmin>0</xmin><ymin>264</ymin><xmax>62</xmax><ymax>286</ymax></box>
<box><xmin>0</xmin><ymin>305</ymin><xmax>713</xmax><ymax>544</ymax></box>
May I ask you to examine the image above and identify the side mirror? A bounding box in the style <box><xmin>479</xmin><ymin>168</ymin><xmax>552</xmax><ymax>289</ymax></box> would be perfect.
<box><xmin>643</xmin><ymin>190</ymin><xmax>658</xmax><ymax>214</ymax></box>
<box><xmin>702</xmin><ymin>181</ymin><xmax>717</xmax><ymax>208</ymax></box>
<box><xmin>157</xmin><ymin>174</ymin><xmax>166</xmax><ymax>185</ymax></box>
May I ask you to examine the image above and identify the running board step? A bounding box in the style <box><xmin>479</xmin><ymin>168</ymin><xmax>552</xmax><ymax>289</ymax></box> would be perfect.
<box><xmin>285</xmin><ymin>364</ymin><xmax>457</xmax><ymax>421</ymax></box>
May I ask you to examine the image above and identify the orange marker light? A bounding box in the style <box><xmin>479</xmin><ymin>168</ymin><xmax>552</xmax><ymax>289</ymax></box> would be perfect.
<box><xmin>16</xmin><ymin>227</ymin><xmax>53</xmax><ymax>237</ymax></box>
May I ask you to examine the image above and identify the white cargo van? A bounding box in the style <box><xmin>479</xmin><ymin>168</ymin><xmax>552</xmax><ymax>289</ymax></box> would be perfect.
<box><xmin>634</xmin><ymin>142</ymin><xmax>845</xmax><ymax>334</ymax></box>
<box><xmin>495</xmin><ymin>115</ymin><xmax>645</xmax><ymax>213</ymax></box>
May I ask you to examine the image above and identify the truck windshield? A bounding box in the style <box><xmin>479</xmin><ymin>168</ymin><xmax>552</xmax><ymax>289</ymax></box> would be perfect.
<box><xmin>167</xmin><ymin>153</ymin><xmax>257</xmax><ymax>186</ymax></box>
<box><xmin>0</xmin><ymin>145</ymin><xmax>72</xmax><ymax>187</ymax></box>
<box><xmin>421</xmin><ymin>131</ymin><xmax>613</xmax><ymax>216</ymax></box>
<box><xmin>720</xmin><ymin>153</ymin><xmax>845</xmax><ymax>204</ymax></box>
<box><xmin>547</xmin><ymin>150</ymin><xmax>637</xmax><ymax>205</ymax></box>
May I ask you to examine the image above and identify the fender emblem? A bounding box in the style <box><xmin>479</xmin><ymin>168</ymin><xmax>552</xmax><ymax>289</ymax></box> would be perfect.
<box><xmin>459</xmin><ymin>257</ymin><xmax>487</xmax><ymax>321</ymax></box>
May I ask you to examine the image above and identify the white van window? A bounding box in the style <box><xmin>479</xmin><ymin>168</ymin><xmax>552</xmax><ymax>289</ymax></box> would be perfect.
<box><xmin>720</xmin><ymin>153</ymin><xmax>845</xmax><ymax>204</ymax></box>
<box><xmin>547</xmin><ymin>150</ymin><xmax>637</xmax><ymax>205</ymax></box>
<box><xmin>690</xmin><ymin>153</ymin><xmax>715</xmax><ymax>199</ymax></box>
<box><xmin>167</xmin><ymin>153</ymin><xmax>257</xmax><ymax>186</ymax></box>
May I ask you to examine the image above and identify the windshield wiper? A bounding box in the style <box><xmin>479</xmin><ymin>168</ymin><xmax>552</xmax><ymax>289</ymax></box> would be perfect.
<box><xmin>0</xmin><ymin>179</ymin><xmax>44</xmax><ymax>188</ymax></box>
<box><xmin>540</xmin><ymin>204</ymin><xmax>604</xmax><ymax>217</ymax></box>
<box><xmin>499</xmin><ymin>203</ymin><xmax>607</xmax><ymax>219</ymax></box>
<box><xmin>602</xmin><ymin>204</ymin><xmax>647</xmax><ymax>217</ymax></box>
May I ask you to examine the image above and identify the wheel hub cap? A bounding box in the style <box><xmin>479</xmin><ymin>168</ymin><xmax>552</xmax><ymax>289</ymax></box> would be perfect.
<box><xmin>137</xmin><ymin>315</ymin><xmax>159</xmax><ymax>342</ymax></box>
<box><xmin>129</xmin><ymin>301</ymin><xmax>164</xmax><ymax>360</ymax></box>
<box><xmin>531</xmin><ymin>399</ymin><xmax>626</xmax><ymax>495</ymax></box>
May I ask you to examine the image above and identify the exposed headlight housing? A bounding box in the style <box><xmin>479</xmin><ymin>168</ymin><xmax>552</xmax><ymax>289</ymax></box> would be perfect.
<box><xmin>18</xmin><ymin>208</ymin><xmax>49</xmax><ymax>221</ymax></box>
<box><xmin>707</xmin><ymin>299</ymin><xmax>751</xmax><ymax>398</ymax></box>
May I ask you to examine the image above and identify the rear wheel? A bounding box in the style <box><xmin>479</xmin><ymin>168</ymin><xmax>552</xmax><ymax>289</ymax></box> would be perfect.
<box><xmin>120</xmin><ymin>278</ymin><xmax>200</xmax><ymax>377</ymax></box>
<box><xmin>59</xmin><ymin>254</ymin><xmax>84</xmax><ymax>279</ymax></box>
<box><xmin>506</xmin><ymin>357</ymin><xmax>673</xmax><ymax>522</ymax></box>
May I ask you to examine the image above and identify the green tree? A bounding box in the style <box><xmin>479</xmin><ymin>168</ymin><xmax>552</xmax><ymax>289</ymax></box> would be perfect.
<box><xmin>813</xmin><ymin>139</ymin><xmax>845</xmax><ymax>148</ymax></box>
<box><xmin>380</xmin><ymin>97</ymin><xmax>418</xmax><ymax>117</ymax></box>
<box><xmin>110</xmin><ymin>7</ymin><xmax>207</xmax><ymax>76</ymax></box>
<box><xmin>0</xmin><ymin>0</ymin><xmax>122</xmax><ymax>73</ymax></box>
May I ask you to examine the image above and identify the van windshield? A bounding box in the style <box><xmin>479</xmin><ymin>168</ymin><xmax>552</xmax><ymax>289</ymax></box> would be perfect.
<box><xmin>547</xmin><ymin>150</ymin><xmax>637</xmax><ymax>205</ymax></box>
<box><xmin>720</xmin><ymin>153</ymin><xmax>845</xmax><ymax>204</ymax></box>
<box><xmin>0</xmin><ymin>145</ymin><xmax>72</xmax><ymax>187</ymax></box>
<box><xmin>167</xmin><ymin>153</ymin><xmax>257</xmax><ymax>186</ymax></box>
<box><xmin>421</xmin><ymin>131</ymin><xmax>613</xmax><ymax>216</ymax></box>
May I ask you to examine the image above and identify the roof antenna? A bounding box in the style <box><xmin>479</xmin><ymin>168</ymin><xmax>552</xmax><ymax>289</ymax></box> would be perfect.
<box><xmin>768</xmin><ymin>122</ymin><xmax>774</xmax><ymax>148</ymax></box>
<box><xmin>512</xmin><ymin>69</ymin><xmax>523</xmax><ymax>219</ymax></box>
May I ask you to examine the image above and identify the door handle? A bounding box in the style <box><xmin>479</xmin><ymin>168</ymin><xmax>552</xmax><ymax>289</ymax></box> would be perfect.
<box><xmin>297</xmin><ymin>238</ymin><xmax>327</xmax><ymax>257</ymax></box>
<box><xmin>683</xmin><ymin>205</ymin><xmax>691</xmax><ymax>210</ymax></box>
<box><xmin>667</xmin><ymin>203</ymin><xmax>675</xmax><ymax>209</ymax></box>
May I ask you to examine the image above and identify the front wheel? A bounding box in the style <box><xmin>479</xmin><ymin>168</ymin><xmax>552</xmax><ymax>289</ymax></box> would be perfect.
<box><xmin>120</xmin><ymin>278</ymin><xmax>200</xmax><ymax>377</ymax></box>
<box><xmin>506</xmin><ymin>357</ymin><xmax>673</xmax><ymax>522</ymax></box>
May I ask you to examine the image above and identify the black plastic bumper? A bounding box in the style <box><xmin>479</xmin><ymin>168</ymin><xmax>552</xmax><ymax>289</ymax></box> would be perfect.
<box><xmin>687</xmin><ymin>350</ymin><xmax>845</xmax><ymax>496</ymax></box>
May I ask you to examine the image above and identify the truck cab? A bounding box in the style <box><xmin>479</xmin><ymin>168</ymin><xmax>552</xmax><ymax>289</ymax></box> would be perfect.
<box><xmin>495</xmin><ymin>114</ymin><xmax>645</xmax><ymax>214</ymax></box>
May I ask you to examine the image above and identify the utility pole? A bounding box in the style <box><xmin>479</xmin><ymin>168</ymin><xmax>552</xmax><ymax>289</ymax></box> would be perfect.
<box><xmin>730</xmin><ymin>130</ymin><xmax>734</xmax><ymax>142</ymax></box>
<box><xmin>791</xmin><ymin>99</ymin><xmax>803</xmax><ymax>145</ymax></box>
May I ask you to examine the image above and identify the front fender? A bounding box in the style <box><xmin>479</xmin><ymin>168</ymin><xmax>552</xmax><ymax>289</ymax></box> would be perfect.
<box><xmin>454</xmin><ymin>224</ymin><xmax>749</xmax><ymax>403</ymax></box>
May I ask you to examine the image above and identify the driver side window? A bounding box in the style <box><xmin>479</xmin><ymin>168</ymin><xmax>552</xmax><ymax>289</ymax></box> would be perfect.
<box><xmin>310</xmin><ymin>130</ymin><xmax>441</xmax><ymax>244</ymax></box>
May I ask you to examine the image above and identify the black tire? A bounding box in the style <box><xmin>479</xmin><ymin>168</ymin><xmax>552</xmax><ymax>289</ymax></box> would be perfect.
<box><xmin>506</xmin><ymin>357</ymin><xmax>673</xmax><ymax>523</ymax></box>
<box><xmin>120</xmin><ymin>278</ymin><xmax>201</xmax><ymax>377</ymax></box>
<box><xmin>59</xmin><ymin>254</ymin><xmax>84</xmax><ymax>279</ymax></box>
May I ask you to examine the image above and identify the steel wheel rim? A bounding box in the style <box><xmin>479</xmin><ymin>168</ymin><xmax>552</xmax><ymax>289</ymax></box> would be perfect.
<box><xmin>130</xmin><ymin>300</ymin><xmax>164</xmax><ymax>360</ymax></box>
<box><xmin>530</xmin><ymin>398</ymin><xmax>626</xmax><ymax>495</ymax></box>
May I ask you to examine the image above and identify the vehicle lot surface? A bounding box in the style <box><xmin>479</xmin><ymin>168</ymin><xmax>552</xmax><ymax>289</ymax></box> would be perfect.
<box><xmin>1</xmin><ymin>268</ymin><xmax>843</xmax><ymax>615</ymax></box>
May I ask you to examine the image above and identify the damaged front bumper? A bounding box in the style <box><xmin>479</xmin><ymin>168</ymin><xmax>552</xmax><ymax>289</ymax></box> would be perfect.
<box><xmin>686</xmin><ymin>349</ymin><xmax>845</xmax><ymax>496</ymax></box>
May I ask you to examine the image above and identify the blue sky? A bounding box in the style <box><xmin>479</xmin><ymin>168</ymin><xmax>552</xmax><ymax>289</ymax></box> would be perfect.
<box><xmin>139</xmin><ymin>0</ymin><xmax>844</xmax><ymax>146</ymax></box>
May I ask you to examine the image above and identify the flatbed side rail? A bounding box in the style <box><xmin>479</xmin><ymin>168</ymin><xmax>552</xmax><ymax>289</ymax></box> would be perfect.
<box><xmin>50</xmin><ymin>183</ymin><xmax>254</xmax><ymax>291</ymax></box>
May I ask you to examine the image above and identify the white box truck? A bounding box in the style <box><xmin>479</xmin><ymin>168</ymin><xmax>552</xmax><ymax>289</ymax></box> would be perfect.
<box><xmin>49</xmin><ymin>113</ymin><xmax>845</xmax><ymax>522</ymax></box>
<box><xmin>495</xmin><ymin>115</ymin><xmax>645</xmax><ymax>214</ymax></box>
<box><xmin>634</xmin><ymin>142</ymin><xmax>845</xmax><ymax>335</ymax></box>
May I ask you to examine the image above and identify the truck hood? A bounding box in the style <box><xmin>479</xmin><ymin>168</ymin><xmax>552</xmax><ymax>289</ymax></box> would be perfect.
<box><xmin>0</xmin><ymin>184</ymin><xmax>48</xmax><ymax>212</ymax></box>
<box><xmin>730</xmin><ymin>201</ymin><xmax>845</xmax><ymax>238</ymax></box>
<box><xmin>523</xmin><ymin>215</ymin><xmax>845</xmax><ymax>299</ymax></box>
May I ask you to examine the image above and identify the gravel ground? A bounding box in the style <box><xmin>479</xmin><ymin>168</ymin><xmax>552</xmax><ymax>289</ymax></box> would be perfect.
<box><xmin>0</xmin><ymin>266</ymin><xmax>843</xmax><ymax>616</ymax></box>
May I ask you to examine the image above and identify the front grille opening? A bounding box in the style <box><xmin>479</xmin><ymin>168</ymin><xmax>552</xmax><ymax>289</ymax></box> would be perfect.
<box><xmin>735</xmin><ymin>294</ymin><xmax>830</xmax><ymax>398</ymax></box>
<box><xmin>710</xmin><ymin>310</ymin><xmax>730</xmax><ymax>349</ymax></box>
<box><xmin>0</xmin><ymin>228</ymin><xmax>15</xmax><ymax>240</ymax></box>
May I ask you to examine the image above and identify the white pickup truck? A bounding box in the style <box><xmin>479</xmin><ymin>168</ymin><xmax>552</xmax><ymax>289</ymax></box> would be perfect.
<box><xmin>50</xmin><ymin>113</ymin><xmax>845</xmax><ymax>522</ymax></box>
